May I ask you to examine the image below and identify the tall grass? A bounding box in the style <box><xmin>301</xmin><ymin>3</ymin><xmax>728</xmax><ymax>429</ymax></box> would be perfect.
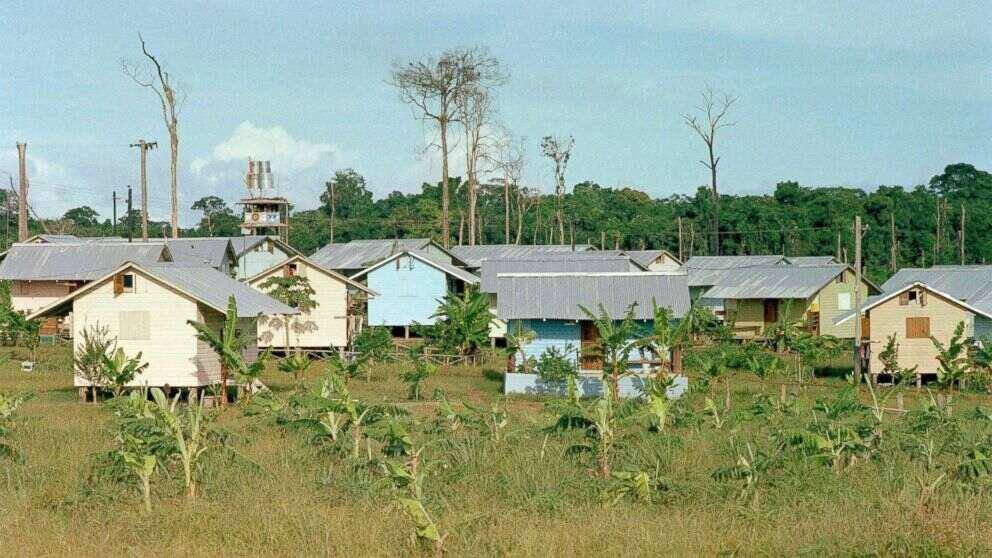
<box><xmin>1</xmin><ymin>345</ymin><xmax>991</xmax><ymax>555</ymax></box>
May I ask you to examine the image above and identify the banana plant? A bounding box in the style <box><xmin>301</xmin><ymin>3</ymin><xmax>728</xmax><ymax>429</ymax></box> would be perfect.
<box><xmin>0</xmin><ymin>391</ymin><xmax>33</xmax><ymax>460</ymax></box>
<box><xmin>400</xmin><ymin>345</ymin><xmax>437</xmax><ymax>401</ymax></box>
<box><xmin>713</xmin><ymin>441</ymin><xmax>772</xmax><ymax>499</ymax></box>
<box><xmin>277</xmin><ymin>352</ymin><xmax>313</xmax><ymax>389</ymax></box>
<box><xmin>703</xmin><ymin>398</ymin><xmax>726</xmax><ymax>429</ymax></box>
<box><xmin>120</xmin><ymin>435</ymin><xmax>157</xmax><ymax>513</ymax></box>
<box><xmin>461</xmin><ymin>400</ymin><xmax>509</xmax><ymax>442</ymax></box>
<box><xmin>325</xmin><ymin>351</ymin><xmax>367</xmax><ymax>383</ymax></box>
<box><xmin>101</xmin><ymin>347</ymin><xmax>149</xmax><ymax>399</ymax></box>
<box><xmin>383</xmin><ymin>451</ymin><xmax>447</xmax><ymax>555</ymax></box>
<box><xmin>610</xmin><ymin>469</ymin><xmax>665</xmax><ymax>503</ymax></box>
<box><xmin>150</xmin><ymin>388</ymin><xmax>211</xmax><ymax>501</ymax></box>
<box><xmin>188</xmin><ymin>296</ymin><xmax>267</xmax><ymax>407</ymax></box>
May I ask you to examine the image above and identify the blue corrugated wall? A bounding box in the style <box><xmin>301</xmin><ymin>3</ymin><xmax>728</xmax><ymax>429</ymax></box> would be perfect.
<box><xmin>367</xmin><ymin>255</ymin><xmax>448</xmax><ymax>327</ymax></box>
<box><xmin>514</xmin><ymin>319</ymin><xmax>581</xmax><ymax>362</ymax></box>
<box><xmin>238</xmin><ymin>244</ymin><xmax>292</xmax><ymax>280</ymax></box>
<box><xmin>510</xmin><ymin>318</ymin><xmax>655</xmax><ymax>364</ymax></box>
<box><xmin>504</xmin><ymin>373</ymin><xmax>688</xmax><ymax>399</ymax></box>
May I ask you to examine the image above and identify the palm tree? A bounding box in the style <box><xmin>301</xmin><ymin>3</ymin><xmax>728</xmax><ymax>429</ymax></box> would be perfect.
<box><xmin>578</xmin><ymin>303</ymin><xmax>643</xmax><ymax>402</ymax></box>
<box><xmin>188</xmin><ymin>296</ymin><xmax>264</xmax><ymax>407</ymax></box>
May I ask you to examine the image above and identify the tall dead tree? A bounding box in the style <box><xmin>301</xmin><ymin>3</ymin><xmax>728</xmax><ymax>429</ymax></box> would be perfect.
<box><xmin>391</xmin><ymin>48</ymin><xmax>496</xmax><ymax>247</ymax></box>
<box><xmin>16</xmin><ymin>142</ymin><xmax>28</xmax><ymax>241</ymax></box>
<box><xmin>456</xmin><ymin>88</ymin><xmax>494</xmax><ymax>246</ymax></box>
<box><xmin>123</xmin><ymin>35</ymin><xmax>184</xmax><ymax>238</ymax></box>
<box><xmin>683</xmin><ymin>88</ymin><xmax>737</xmax><ymax>255</ymax></box>
<box><xmin>514</xmin><ymin>186</ymin><xmax>538</xmax><ymax>245</ymax></box>
<box><xmin>453</xmin><ymin>50</ymin><xmax>505</xmax><ymax>246</ymax></box>
<box><xmin>491</xmin><ymin>134</ymin><xmax>524</xmax><ymax>244</ymax></box>
<box><xmin>540</xmin><ymin>135</ymin><xmax>574</xmax><ymax>244</ymax></box>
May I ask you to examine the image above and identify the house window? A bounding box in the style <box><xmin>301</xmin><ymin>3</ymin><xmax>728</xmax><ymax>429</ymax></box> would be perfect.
<box><xmin>906</xmin><ymin>317</ymin><xmax>931</xmax><ymax>339</ymax></box>
<box><xmin>119</xmin><ymin>311</ymin><xmax>151</xmax><ymax>340</ymax></box>
<box><xmin>114</xmin><ymin>273</ymin><xmax>136</xmax><ymax>295</ymax></box>
<box><xmin>899</xmin><ymin>289</ymin><xmax>927</xmax><ymax>306</ymax></box>
<box><xmin>836</xmin><ymin>273</ymin><xmax>847</xmax><ymax>284</ymax></box>
<box><xmin>837</xmin><ymin>292</ymin><xmax>852</xmax><ymax>311</ymax></box>
<box><xmin>283</xmin><ymin>263</ymin><xmax>297</xmax><ymax>277</ymax></box>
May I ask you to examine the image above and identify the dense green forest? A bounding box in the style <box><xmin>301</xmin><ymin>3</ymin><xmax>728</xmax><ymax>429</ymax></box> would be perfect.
<box><xmin>7</xmin><ymin>163</ymin><xmax>989</xmax><ymax>284</ymax></box>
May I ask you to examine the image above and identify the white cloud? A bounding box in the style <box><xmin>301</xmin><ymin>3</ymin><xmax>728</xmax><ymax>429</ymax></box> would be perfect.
<box><xmin>190</xmin><ymin>121</ymin><xmax>347</xmax><ymax>178</ymax></box>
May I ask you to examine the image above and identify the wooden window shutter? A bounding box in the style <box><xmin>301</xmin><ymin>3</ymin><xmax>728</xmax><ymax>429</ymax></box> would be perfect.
<box><xmin>906</xmin><ymin>317</ymin><xmax>931</xmax><ymax>339</ymax></box>
<box><xmin>920</xmin><ymin>290</ymin><xmax>927</xmax><ymax>306</ymax></box>
<box><xmin>113</xmin><ymin>273</ymin><xmax>124</xmax><ymax>295</ymax></box>
<box><xmin>899</xmin><ymin>292</ymin><xmax>909</xmax><ymax>305</ymax></box>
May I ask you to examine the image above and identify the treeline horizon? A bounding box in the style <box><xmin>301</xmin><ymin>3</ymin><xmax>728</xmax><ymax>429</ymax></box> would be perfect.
<box><xmin>5</xmin><ymin>162</ymin><xmax>990</xmax><ymax>284</ymax></box>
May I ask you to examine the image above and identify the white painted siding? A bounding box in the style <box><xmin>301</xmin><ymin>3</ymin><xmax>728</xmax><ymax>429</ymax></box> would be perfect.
<box><xmin>645</xmin><ymin>254</ymin><xmax>681</xmax><ymax>271</ymax></box>
<box><xmin>249</xmin><ymin>260</ymin><xmax>352</xmax><ymax>348</ymax></box>
<box><xmin>72</xmin><ymin>270</ymin><xmax>212</xmax><ymax>387</ymax></box>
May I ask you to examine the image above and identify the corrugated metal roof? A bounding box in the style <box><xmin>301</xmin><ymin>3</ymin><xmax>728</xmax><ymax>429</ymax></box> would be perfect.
<box><xmin>495</xmin><ymin>272</ymin><xmax>690</xmax><ymax>321</ymax></box>
<box><xmin>623</xmin><ymin>249</ymin><xmax>680</xmax><ymax>268</ymax></box>
<box><xmin>480</xmin><ymin>256</ymin><xmax>642</xmax><ymax>293</ymax></box>
<box><xmin>449</xmin><ymin>244</ymin><xmax>595</xmax><ymax>267</ymax></box>
<box><xmin>348</xmin><ymin>250</ymin><xmax>479</xmax><ymax>284</ymax></box>
<box><xmin>163</xmin><ymin>238</ymin><xmax>234</xmax><ymax>269</ymax></box>
<box><xmin>882</xmin><ymin>267</ymin><xmax>992</xmax><ymax>314</ymax></box>
<box><xmin>786</xmin><ymin>256</ymin><xmax>838</xmax><ymax>266</ymax></box>
<box><xmin>142</xmin><ymin>263</ymin><xmax>298</xmax><ymax>317</ymax></box>
<box><xmin>311</xmin><ymin>238</ymin><xmax>435</xmax><ymax>270</ymax></box>
<box><xmin>701</xmin><ymin>264</ymin><xmax>846</xmax><ymax>299</ymax></box>
<box><xmin>682</xmin><ymin>255</ymin><xmax>785</xmax><ymax>286</ymax></box>
<box><xmin>0</xmin><ymin>243</ymin><xmax>170</xmax><ymax>280</ymax></box>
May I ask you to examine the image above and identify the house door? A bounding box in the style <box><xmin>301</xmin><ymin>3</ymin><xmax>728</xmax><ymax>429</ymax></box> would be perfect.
<box><xmin>580</xmin><ymin>321</ymin><xmax>602</xmax><ymax>371</ymax></box>
<box><xmin>763</xmin><ymin>299</ymin><xmax>779</xmax><ymax>323</ymax></box>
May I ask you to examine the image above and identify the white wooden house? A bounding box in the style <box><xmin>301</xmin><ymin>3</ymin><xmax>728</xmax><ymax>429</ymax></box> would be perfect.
<box><xmin>247</xmin><ymin>255</ymin><xmax>375</xmax><ymax>350</ymax></box>
<box><xmin>0</xmin><ymin>242</ymin><xmax>173</xmax><ymax>335</ymax></box>
<box><xmin>28</xmin><ymin>262</ymin><xmax>296</xmax><ymax>395</ymax></box>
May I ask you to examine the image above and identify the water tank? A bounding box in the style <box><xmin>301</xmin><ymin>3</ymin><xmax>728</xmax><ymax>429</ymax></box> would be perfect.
<box><xmin>246</xmin><ymin>160</ymin><xmax>277</xmax><ymax>198</ymax></box>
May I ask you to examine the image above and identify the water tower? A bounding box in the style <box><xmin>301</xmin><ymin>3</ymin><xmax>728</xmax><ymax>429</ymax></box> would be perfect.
<box><xmin>238</xmin><ymin>159</ymin><xmax>289</xmax><ymax>242</ymax></box>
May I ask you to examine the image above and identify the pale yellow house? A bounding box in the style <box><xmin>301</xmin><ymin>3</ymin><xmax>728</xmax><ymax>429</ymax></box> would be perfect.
<box><xmin>247</xmin><ymin>255</ymin><xmax>375</xmax><ymax>350</ymax></box>
<box><xmin>836</xmin><ymin>281</ymin><xmax>992</xmax><ymax>383</ymax></box>
<box><xmin>624</xmin><ymin>249</ymin><xmax>682</xmax><ymax>271</ymax></box>
<box><xmin>28</xmin><ymin>262</ymin><xmax>296</xmax><ymax>395</ymax></box>
<box><xmin>703</xmin><ymin>264</ymin><xmax>880</xmax><ymax>339</ymax></box>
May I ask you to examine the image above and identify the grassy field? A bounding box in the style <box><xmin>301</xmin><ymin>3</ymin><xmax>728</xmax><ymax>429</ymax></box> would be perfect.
<box><xmin>2</xmin><ymin>344</ymin><xmax>992</xmax><ymax>556</ymax></box>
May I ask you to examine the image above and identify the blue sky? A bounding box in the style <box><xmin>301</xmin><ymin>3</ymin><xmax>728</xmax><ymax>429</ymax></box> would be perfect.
<box><xmin>1</xmin><ymin>1</ymin><xmax>989</xmax><ymax>226</ymax></box>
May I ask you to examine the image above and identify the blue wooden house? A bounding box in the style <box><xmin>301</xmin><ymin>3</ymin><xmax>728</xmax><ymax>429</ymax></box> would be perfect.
<box><xmin>495</xmin><ymin>271</ymin><xmax>690</xmax><ymax>372</ymax></box>
<box><xmin>350</xmin><ymin>250</ymin><xmax>480</xmax><ymax>338</ymax></box>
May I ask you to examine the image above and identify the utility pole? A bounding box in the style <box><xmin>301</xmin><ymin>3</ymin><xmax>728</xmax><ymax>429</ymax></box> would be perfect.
<box><xmin>600</xmin><ymin>230</ymin><xmax>605</xmax><ymax>250</ymax></box>
<box><xmin>890</xmin><ymin>211</ymin><xmax>897</xmax><ymax>272</ymax></box>
<box><xmin>112</xmin><ymin>191</ymin><xmax>118</xmax><ymax>235</ymax></box>
<box><xmin>127</xmin><ymin>185</ymin><xmax>133</xmax><ymax>242</ymax></box>
<box><xmin>960</xmin><ymin>204</ymin><xmax>966</xmax><ymax>264</ymax></box>
<box><xmin>325</xmin><ymin>179</ymin><xmax>336</xmax><ymax>243</ymax></box>
<box><xmin>677</xmin><ymin>217</ymin><xmax>684</xmax><ymax>262</ymax></box>
<box><xmin>853</xmin><ymin>215</ymin><xmax>863</xmax><ymax>383</ymax></box>
<box><xmin>16</xmin><ymin>143</ymin><xmax>28</xmax><ymax>241</ymax></box>
<box><xmin>5</xmin><ymin>176</ymin><xmax>12</xmax><ymax>250</ymax></box>
<box><xmin>130</xmin><ymin>140</ymin><xmax>157</xmax><ymax>241</ymax></box>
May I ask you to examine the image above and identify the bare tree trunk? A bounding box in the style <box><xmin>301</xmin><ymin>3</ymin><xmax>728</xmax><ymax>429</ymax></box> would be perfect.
<box><xmin>709</xmin><ymin>142</ymin><xmax>719</xmax><ymax>255</ymax></box>
<box><xmin>504</xmin><ymin>181</ymin><xmax>511</xmax><ymax>243</ymax></box>
<box><xmin>440</xmin><ymin>124</ymin><xmax>450</xmax><ymax>247</ymax></box>
<box><xmin>457</xmin><ymin>211</ymin><xmax>464</xmax><ymax>246</ymax></box>
<box><xmin>467</xmin><ymin>177</ymin><xmax>477</xmax><ymax>246</ymax></box>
